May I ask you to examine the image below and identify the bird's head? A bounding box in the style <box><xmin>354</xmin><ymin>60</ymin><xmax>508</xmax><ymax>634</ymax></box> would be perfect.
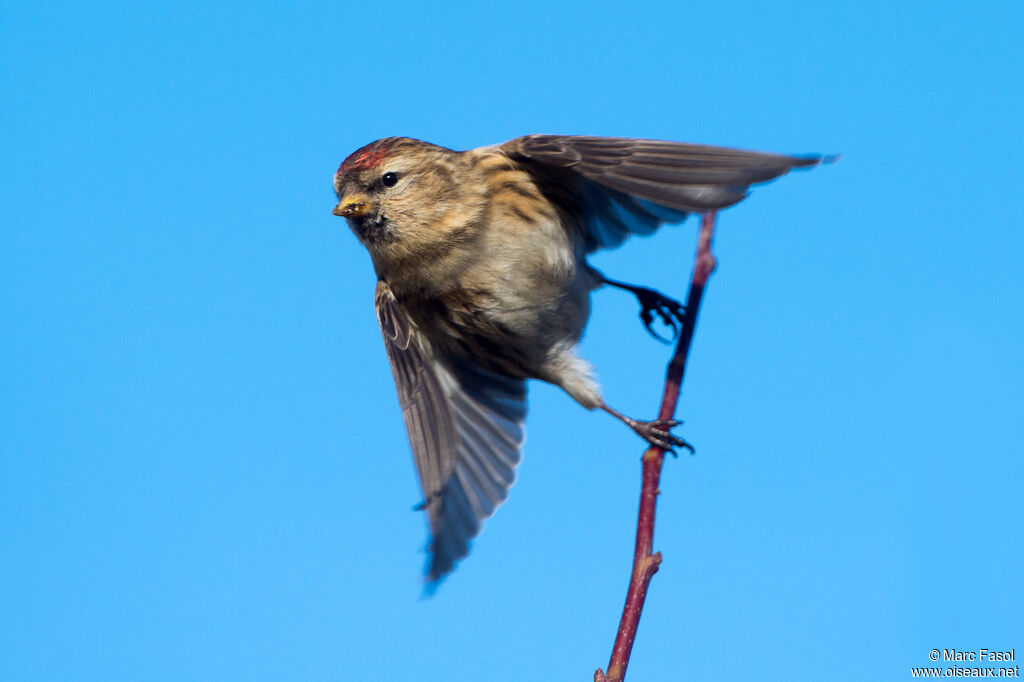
<box><xmin>333</xmin><ymin>138</ymin><xmax>484</xmax><ymax>272</ymax></box>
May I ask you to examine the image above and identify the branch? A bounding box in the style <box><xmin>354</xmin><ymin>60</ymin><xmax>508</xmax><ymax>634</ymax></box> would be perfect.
<box><xmin>595</xmin><ymin>211</ymin><xmax>718</xmax><ymax>682</ymax></box>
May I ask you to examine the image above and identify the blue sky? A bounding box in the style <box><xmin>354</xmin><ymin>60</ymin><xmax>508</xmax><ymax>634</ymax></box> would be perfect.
<box><xmin>2</xmin><ymin>1</ymin><xmax>1021</xmax><ymax>680</ymax></box>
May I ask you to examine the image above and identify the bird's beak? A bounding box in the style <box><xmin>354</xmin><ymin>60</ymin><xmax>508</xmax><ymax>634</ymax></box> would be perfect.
<box><xmin>333</xmin><ymin>194</ymin><xmax>371</xmax><ymax>218</ymax></box>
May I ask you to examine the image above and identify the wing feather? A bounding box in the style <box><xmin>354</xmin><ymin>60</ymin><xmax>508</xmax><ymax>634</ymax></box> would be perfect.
<box><xmin>374</xmin><ymin>281</ymin><xmax>527</xmax><ymax>583</ymax></box>
<box><xmin>502</xmin><ymin>134</ymin><xmax>828</xmax><ymax>252</ymax></box>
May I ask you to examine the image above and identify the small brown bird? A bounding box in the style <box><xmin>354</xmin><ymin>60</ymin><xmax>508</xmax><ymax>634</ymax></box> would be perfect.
<box><xmin>333</xmin><ymin>135</ymin><xmax>827</xmax><ymax>582</ymax></box>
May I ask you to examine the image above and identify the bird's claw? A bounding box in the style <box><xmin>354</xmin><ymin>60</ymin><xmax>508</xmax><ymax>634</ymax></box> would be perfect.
<box><xmin>628</xmin><ymin>418</ymin><xmax>695</xmax><ymax>457</ymax></box>
<box><xmin>634</xmin><ymin>289</ymin><xmax>688</xmax><ymax>343</ymax></box>
<box><xmin>599</xmin><ymin>276</ymin><xmax>688</xmax><ymax>343</ymax></box>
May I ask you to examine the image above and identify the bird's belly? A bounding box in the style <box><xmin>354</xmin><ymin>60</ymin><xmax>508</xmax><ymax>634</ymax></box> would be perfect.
<box><xmin>408</xmin><ymin>265</ymin><xmax>593</xmax><ymax>381</ymax></box>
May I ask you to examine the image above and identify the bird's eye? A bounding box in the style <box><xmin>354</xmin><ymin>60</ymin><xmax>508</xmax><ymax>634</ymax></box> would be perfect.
<box><xmin>381</xmin><ymin>172</ymin><xmax>398</xmax><ymax>187</ymax></box>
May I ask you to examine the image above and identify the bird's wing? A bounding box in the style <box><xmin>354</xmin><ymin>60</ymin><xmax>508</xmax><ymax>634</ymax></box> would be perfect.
<box><xmin>501</xmin><ymin>134</ymin><xmax>827</xmax><ymax>252</ymax></box>
<box><xmin>375</xmin><ymin>281</ymin><xmax>527</xmax><ymax>583</ymax></box>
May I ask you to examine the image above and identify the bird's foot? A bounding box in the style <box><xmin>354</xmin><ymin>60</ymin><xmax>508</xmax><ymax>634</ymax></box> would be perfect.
<box><xmin>601</xmin><ymin>276</ymin><xmax>688</xmax><ymax>343</ymax></box>
<box><xmin>625</xmin><ymin>417</ymin><xmax>694</xmax><ymax>457</ymax></box>
<box><xmin>636</xmin><ymin>289</ymin><xmax>688</xmax><ymax>343</ymax></box>
<box><xmin>601</xmin><ymin>404</ymin><xmax>695</xmax><ymax>456</ymax></box>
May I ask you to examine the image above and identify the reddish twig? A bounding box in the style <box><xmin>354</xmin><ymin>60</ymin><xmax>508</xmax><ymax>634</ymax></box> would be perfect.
<box><xmin>595</xmin><ymin>211</ymin><xmax>718</xmax><ymax>682</ymax></box>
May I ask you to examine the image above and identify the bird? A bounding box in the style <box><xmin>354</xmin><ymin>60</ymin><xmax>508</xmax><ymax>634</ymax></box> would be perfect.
<box><xmin>332</xmin><ymin>134</ymin><xmax>829</xmax><ymax>583</ymax></box>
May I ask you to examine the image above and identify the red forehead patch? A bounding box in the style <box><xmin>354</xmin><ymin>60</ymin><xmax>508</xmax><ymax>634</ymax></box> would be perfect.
<box><xmin>338</xmin><ymin>141</ymin><xmax>390</xmax><ymax>174</ymax></box>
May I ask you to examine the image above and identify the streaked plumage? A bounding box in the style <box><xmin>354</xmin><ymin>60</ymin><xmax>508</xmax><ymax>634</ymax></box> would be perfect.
<box><xmin>333</xmin><ymin>135</ymin><xmax>829</xmax><ymax>582</ymax></box>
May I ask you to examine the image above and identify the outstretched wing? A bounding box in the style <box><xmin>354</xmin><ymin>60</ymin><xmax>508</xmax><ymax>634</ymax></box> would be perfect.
<box><xmin>501</xmin><ymin>134</ymin><xmax>828</xmax><ymax>252</ymax></box>
<box><xmin>374</xmin><ymin>281</ymin><xmax>527</xmax><ymax>583</ymax></box>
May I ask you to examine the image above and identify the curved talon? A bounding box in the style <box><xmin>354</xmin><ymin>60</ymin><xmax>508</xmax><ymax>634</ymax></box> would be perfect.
<box><xmin>627</xmin><ymin>417</ymin><xmax>694</xmax><ymax>456</ymax></box>
<box><xmin>641</xmin><ymin>308</ymin><xmax>678</xmax><ymax>344</ymax></box>
<box><xmin>634</xmin><ymin>289</ymin><xmax>688</xmax><ymax>343</ymax></box>
<box><xmin>648</xmin><ymin>430</ymin><xmax>694</xmax><ymax>457</ymax></box>
<box><xmin>600</xmin><ymin>276</ymin><xmax>688</xmax><ymax>342</ymax></box>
